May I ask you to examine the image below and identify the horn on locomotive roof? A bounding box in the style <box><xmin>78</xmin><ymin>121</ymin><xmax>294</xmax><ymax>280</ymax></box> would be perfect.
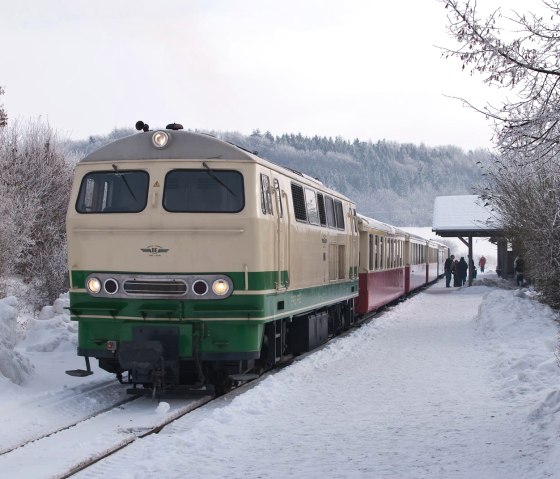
<box><xmin>135</xmin><ymin>120</ymin><xmax>149</xmax><ymax>132</ymax></box>
<box><xmin>166</xmin><ymin>123</ymin><xmax>184</xmax><ymax>130</ymax></box>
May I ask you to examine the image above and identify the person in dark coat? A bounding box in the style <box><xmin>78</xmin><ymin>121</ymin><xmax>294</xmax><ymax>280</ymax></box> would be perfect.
<box><xmin>444</xmin><ymin>254</ymin><xmax>455</xmax><ymax>288</ymax></box>
<box><xmin>457</xmin><ymin>257</ymin><xmax>468</xmax><ymax>286</ymax></box>
<box><xmin>453</xmin><ymin>259</ymin><xmax>461</xmax><ymax>287</ymax></box>
<box><xmin>514</xmin><ymin>255</ymin><xmax>525</xmax><ymax>286</ymax></box>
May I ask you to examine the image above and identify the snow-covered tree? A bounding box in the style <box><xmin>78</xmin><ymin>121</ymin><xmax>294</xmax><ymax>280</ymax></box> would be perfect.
<box><xmin>0</xmin><ymin>86</ymin><xmax>7</xmax><ymax>128</ymax></box>
<box><xmin>440</xmin><ymin>0</ymin><xmax>560</xmax><ymax>306</ymax></box>
<box><xmin>0</xmin><ymin>119</ymin><xmax>72</xmax><ymax>308</ymax></box>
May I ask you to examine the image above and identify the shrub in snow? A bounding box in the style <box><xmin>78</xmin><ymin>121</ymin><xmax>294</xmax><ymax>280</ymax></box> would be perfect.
<box><xmin>21</xmin><ymin>294</ymin><xmax>76</xmax><ymax>353</ymax></box>
<box><xmin>0</xmin><ymin>296</ymin><xmax>33</xmax><ymax>385</ymax></box>
<box><xmin>0</xmin><ymin>119</ymin><xmax>73</xmax><ymax>310</ymax></box>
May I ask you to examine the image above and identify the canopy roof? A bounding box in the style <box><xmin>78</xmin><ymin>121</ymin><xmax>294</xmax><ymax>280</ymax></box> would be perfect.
<box><xmin>432</xmin><ymin>195</ymin><xmax>502</xmax><ymax>238</ymax></box>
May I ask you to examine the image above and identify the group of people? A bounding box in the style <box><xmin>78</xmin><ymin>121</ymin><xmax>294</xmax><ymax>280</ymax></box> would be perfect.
<box><xmin>444</xmin><ymin>255</ymin><xmax>482</xmax><ymax>288</ymax></box>
<box><xmin>444</xmin><ymin>255</ymin><xmax>471</xmax><ymax>287</ymax></box>
<box><xmin>444</xmin><ymin>253</ymin><xmax>526</xmax><ymax>288</ymax></box>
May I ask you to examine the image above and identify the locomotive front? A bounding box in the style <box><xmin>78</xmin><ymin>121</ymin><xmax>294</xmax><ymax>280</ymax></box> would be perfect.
<box><xmin>66</xmin><ymin>126</ymin><xmax>273</xmax><ymax>392</ymax></box>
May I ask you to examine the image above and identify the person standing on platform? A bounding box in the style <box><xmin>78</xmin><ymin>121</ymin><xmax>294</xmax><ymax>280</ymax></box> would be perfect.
<box><xmin>453</xmin><ymin>258</ymin><xmax>461</xmax><ymax>287</ymax></box>
<box><xmin>458</xmin><ymin>257</ymin><xmax>469</xmax><ymax>286</ymax></box>
<box><xmin>444</xmin><ymin>255</ymin><xmax>455</xmax><ymax>288</ymax></box>
<box><xmin>514</xmin><ymin>255</ymin><xmax>525</xmax><ymax>286</ymax></box>
<box><xmin>478</xmin><ymin>255</ymin><xmax>486</xmax><ymax>273</ymax></box>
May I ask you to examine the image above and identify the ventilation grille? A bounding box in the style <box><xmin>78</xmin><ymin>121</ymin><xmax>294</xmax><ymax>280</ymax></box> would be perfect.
<box><xmin>123</xmin><ymin>279</ymin><xmax>187</xmax><ymax>296</ymax></box>
<box><xmin>291</xmin><ymin>183</ymin><xmax>307</xmax><ymax>222</ymax></box>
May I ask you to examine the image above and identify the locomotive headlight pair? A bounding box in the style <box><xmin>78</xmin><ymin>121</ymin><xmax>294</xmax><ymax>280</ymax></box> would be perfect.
<box><xmin>212</xmin><ymin>279</ymin><xmax>230</xmax><ymax>296</ymax></box>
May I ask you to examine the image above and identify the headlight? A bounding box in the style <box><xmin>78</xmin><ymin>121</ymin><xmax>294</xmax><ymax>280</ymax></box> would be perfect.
<box><xmin>86</xmin><ymin>277</ymin><xmax>102</xmax><ymax>294</ymax></box>
<box><xmin>152</xmin><ymin>131</ymin><xmax>170</xmax><ymax>149</ymax></box>
<box><xmin>212</xmin><ymin>279</ymin><xmax>230</xmax><ymax>296</ymax></box>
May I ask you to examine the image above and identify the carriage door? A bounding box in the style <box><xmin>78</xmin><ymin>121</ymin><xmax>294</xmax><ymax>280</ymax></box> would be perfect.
<box><xmin>273</xmin><ymin>178</ymin><xmax>289</xmax><ymax>290</ymax></box>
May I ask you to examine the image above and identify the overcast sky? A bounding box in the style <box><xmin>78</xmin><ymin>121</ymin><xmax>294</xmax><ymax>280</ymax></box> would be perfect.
<box><xmin>0</xmin><ymin>1</ymin><xmax>523</xmax><ymax>150</ymax></box>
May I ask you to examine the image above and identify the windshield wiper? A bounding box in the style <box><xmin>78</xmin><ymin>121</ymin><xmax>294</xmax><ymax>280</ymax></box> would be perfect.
<box><xmin>202</xmin><ymin>162</ymin><xmax>237</xmax><ymax>197</ymax></box>
<box><xmin>112</xmin><ymin>164</ymin><xmax>137</xmax><ymax>202</ymax></box>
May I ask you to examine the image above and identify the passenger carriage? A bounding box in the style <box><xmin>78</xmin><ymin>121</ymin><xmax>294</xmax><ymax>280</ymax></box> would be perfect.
<box><xmin>405</xmin><ymin>233</ymin><xmax>429</xmax><ymax>293</ymax></box>
<box><xmin>355</xmin><ymin>215</ymin><xmax>407</xmax><ymax>314</ymax></box>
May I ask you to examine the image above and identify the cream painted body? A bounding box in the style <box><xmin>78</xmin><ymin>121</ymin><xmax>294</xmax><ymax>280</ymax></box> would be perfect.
<box><xmin>67</xmin><ymin>156</ymin><xmax>359</xmax><ymax>292</ymax></box>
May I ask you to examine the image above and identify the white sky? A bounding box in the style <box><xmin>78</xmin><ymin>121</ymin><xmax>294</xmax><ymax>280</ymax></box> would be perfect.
<box><xmin>0</xmin><ymin>0</ymin><xmax>531</xmax><ymax>149</ymax></box>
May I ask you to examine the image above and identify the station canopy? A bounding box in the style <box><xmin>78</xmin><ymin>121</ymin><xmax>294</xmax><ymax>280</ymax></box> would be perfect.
<box><xmin>432</xmin><ymin>195</ymin><xmax>502</xmax><ymax>238</ymax></box>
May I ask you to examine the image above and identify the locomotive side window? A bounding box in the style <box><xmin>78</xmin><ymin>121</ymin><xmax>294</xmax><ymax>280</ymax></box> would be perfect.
<box><xmin>334</xmin><ymin>200</ymin><xmax>345</xmax><ymax>230</ymax></box>
<box><xmin>305</xmin><ymin>188</ymin><xmax>320</xmax><ymax>225</ymax></box>
<box><xmin>291</xmin><ymin>183</ymin><xmax>307</xmax><ymax>222</ymax></box>
<box><xmin>325</xmin><ymin>196</ymin><xmax>336</xmax><ymax>228</ymax></box>
<box><xmin>76</xmin><ymin>170</ymin><xmax>149</xmax><ymax>213</ymax></box>
<box><xmin>163</xmin><ymin>169</ymin><xmax>244</xmax><ymax>213</ymax></box>
<box><xmin>260</xmin><ymin>174</ymin><xmax>273</xmax><ymax>215</ymax></box>
<box><xmin>317</xmin><ymin>193</ymin><xmax>327</xmax><ymax>226</ymax></box>
<box><xmin>274</xmin><ymin>179</ymin><xmax>283</xmax><ymax>218</ymax></box>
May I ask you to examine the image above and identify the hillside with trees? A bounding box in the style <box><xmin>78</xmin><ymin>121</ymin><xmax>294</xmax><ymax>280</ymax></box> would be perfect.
<box><xmin>67</xmin><ymin>128</ymin><xmax>489</xmax><ymax>226</ymax></box>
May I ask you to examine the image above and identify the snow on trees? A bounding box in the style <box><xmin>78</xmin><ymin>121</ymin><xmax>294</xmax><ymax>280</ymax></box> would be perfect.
<box><xmin>440</xmin><ymin>0</ymin><xmax>560</xmax><ymax>307</ymax></box>
<box><xmin>0</xmin><ymin>119</ymin><xmax>72</xmax><ymax>309</ymax></box>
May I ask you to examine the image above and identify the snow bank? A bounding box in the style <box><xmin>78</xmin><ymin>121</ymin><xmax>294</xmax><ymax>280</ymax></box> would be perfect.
<box><xmin>476</xmin><ymin>287</ymin><xmax>560</xmax><ymax>474</ymax></box>
<box><xmin>0</xmin><ymin>293</ymin><xmax>77</xmax><ymax>387</ymax></box>
<box><xmin>0</xmin><ymin>297</ymin><xmax>33</xmax><ymax>385</ymax></box>
<box><xmin>20</xmin><ymin>293</ymin><xmax>77</xmax><ymax>353</ymax></box>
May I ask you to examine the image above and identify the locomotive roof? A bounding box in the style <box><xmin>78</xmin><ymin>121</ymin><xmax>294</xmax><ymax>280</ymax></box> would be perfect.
<box><xmin>79</xmin><ymin>129</ymin><xmax>352</xmax><ymax>202</ymax></box>
<box><xmin>80</xmin><ymin>130</ymin><xmax>257</xmax><ymax>163</ymax></box>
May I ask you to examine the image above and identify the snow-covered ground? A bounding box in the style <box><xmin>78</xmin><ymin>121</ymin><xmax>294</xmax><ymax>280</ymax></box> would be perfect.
<box><xmin>1</xmin><ymin>272</ymin><xmax>560</xmax><ymax>478</ymax></box>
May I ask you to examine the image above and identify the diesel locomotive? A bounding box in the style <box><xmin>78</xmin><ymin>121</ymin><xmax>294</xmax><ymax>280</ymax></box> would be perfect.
<box><xmin>66</xmin><ymin>122</ymin><xmax>446</xmax><ymax>393</ymax></box>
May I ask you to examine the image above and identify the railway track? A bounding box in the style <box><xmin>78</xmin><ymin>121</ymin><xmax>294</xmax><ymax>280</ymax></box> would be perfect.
<box><xmin>0</xmin><ymin>388</ymin><xmax>214</xmax><ymax>478</ymax></box>
<box><xmin>0</xmin><ymin>379</ymin><xmax>131</xmax><ymax>455</ymax></box>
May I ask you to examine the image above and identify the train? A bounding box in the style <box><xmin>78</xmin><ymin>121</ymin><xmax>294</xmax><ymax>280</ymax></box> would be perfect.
<box><xmin>65</xmin><ymin>122</ymin><xmax>448</xmax><ymax>394</ymax></box>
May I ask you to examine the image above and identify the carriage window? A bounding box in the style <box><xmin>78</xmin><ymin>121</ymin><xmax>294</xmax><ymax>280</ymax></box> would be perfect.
<box><xmin>368</xmin><ymin>234</ymin><xmax>374</xmax><ymax>271</ymax></box>
<box><xmin>260</xmin><ymin>174</ymin><xmax>273</xmax><ymax>215</ymax></box>
<box><xmin>379</xmin><ymin>236</ymin><xmax>384</xmax><ymax>270</ymax></box>
<box><xmin>375</xmin><ymin>235</ymin><xmax>380</xmax><ymax>270</ymax></box>
<box><xmin>163</xmin><ymin>169</ymin><xmax>244</xmax><ymax>213</ymax></box>
<box><xmin>305</xmin><ymin>188</ymin><xmax>320</xmax><ymax>225</ymax></box>
<box><xmin>76</xmin><ymin>170</ymin><xmax>149</xmax><ymax>213</ymax></box>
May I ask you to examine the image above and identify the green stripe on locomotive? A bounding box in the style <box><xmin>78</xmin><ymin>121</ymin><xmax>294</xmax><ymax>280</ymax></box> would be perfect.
<box><xmin>71</xmin><ymin>270</ymin><xmax>290</xmax><ymax>292</ymax></box>
<box><xmin>69</xmin><ymin>270</ymin><xmax>357</xmax><ymax>357</ymax></box>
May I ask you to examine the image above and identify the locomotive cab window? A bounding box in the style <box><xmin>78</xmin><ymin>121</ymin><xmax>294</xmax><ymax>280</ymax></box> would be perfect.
<box><xmin>163</xmin><ymin>169</ymin><xmax>244</xmax><ymax>213</ymax></box>
<box><xmin>76</xmin><ymin>170</ymin><xmax>149</xmax><ymax>213</ymax></box>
